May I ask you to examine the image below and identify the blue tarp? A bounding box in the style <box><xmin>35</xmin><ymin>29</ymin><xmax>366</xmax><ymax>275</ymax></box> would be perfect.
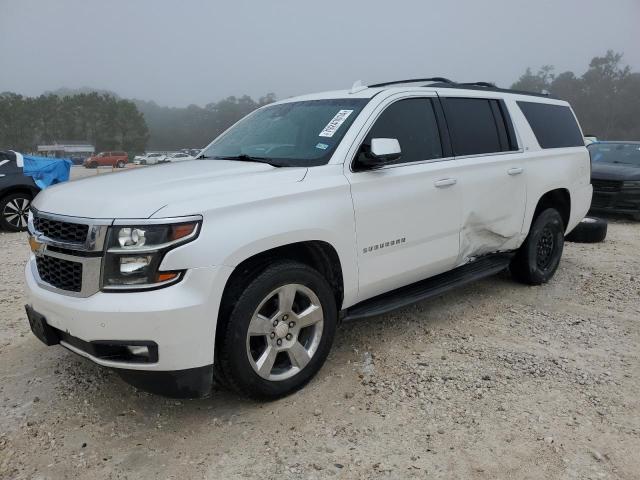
<box><xmin>22</xmin><ymin>155</ymin><xmax>72</xmax><ymax>189</ymax></box>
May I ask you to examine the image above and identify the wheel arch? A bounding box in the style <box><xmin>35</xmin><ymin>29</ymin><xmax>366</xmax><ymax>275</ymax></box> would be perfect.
<box><xmin>0</xmin><ymin>185</ymin><xmax>39</xmax><ymax>201</ymax></box>
<box><xmin>214</xmin><ymin>240</ymin><xmax>345</xmax><ymax>359</ymax></box>
<box><xmin>531</xmin><ymin>188</ymin><xmax>571</xmax><ymax>232</ymax></box>
<box><xmin>220</xmin><ymin>240</ymin><xmax>344</xmax><ymax>312</ymax></box>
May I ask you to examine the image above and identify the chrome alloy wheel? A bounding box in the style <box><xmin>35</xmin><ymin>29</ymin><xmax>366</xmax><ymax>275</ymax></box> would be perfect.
<box><xmin>2</xmin><ymin>196</ymin><xmax>30</xmax><ymax>230</ymax></box>
<box><xmin>246</xmin><ymin>283</ymin><xmax>324</xmax><ymax>381</ymax></box>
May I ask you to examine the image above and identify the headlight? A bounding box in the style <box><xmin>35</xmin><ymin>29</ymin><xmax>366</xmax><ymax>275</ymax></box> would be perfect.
<box><xmin>622</xmin><ymin>181</ymin><xmax>640</xmax><ymax>188</ymax></box>
<box><xmin>102</xmin><ymin>219</ymin><xmax>201</xmax><ymax>291</ymax></box>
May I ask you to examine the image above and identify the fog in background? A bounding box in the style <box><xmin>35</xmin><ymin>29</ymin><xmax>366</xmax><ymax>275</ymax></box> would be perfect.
<box><xmin>1</xmin><ymin>0</ymin><xmax>639</xmax><ymax>107</ymax></box>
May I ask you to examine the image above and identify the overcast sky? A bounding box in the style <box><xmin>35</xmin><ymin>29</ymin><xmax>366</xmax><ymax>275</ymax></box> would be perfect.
<box><xmin>1</xmin><ymin>0</ymin><xmax>639</xmax><ymax>107</ymax></box>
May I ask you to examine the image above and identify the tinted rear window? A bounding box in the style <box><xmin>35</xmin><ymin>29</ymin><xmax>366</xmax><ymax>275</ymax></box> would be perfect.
<box><xmin>517</xmin><ymin>101</ymin><xmax>583</xmax><ymax>149</ymax></box>
<box><xmin>442</xmin><ymin>98</ymin><xmax>515</xmax><ymax>156</ymax></box>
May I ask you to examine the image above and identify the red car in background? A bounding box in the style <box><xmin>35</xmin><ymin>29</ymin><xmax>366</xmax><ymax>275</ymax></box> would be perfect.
<box><xmin>83</xmin><ymin>151</ymin><xmax>128</xmax><ymax>168</ymax></box>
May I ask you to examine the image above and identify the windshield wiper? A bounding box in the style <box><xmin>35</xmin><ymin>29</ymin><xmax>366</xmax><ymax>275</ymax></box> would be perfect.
<box><xmin>205</xmin><ymin>154</ymin><xmax>284</xmax><ymax>167</ymax></box>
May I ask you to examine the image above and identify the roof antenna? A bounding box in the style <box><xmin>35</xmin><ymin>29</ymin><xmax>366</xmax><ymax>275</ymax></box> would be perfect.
<box><xmin>349</xmin><ymin>80</ymin><xmax>368</xmax><ymax>94</ymax></box>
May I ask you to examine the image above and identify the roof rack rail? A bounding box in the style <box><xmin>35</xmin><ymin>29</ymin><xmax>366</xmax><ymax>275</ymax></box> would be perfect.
<box><xmin>367</xmin><ymin>77</ymin><xmax>553</xmax><ymax>99</ymax></box>
<box><xmin>368</xmin><ymin>77</ymin><xmax>455</xmax><ymax>88</ymax></box>
<box><xmin>428</xmin><ymin>82</ymin><xmax>552</xmax><ymax>99</ymax></box>
<box><xmin>460</xmin><ymin>82</ymin><xmax>497</xmax><ymax>88</ymax></box>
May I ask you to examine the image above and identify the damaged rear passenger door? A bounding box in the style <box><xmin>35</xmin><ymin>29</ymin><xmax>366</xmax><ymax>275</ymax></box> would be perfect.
<box><xmin>440</xmin><ymin>96</ymin><xmax>526</xmax><ymax>263</ymax></box>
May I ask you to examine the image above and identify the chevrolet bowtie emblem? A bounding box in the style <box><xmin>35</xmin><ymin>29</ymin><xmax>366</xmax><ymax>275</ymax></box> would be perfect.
<box><xmin>28</xmin><ymin>236</ymin><xmax>45</xmax><ymax>256</ymax></box>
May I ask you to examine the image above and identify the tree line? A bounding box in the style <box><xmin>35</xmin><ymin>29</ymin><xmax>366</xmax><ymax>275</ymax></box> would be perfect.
<box><xmin>133</xmin><ymin>93</ymin><xmax>276</xmax><ymax>150</ymax></box>
<box><xmin>0</xmin><ymin>92</ymin><xmax>149</xmax><ymax>154</ymax></box>
<box><xmin>0</xmin><ymin>89</ymin><xmax>276</xmax><ymax>154</ymax></box>
<box><xmin>511</xmin><ymin>51</ymin><xmax>640</xmax><ymax>140</ymax></box>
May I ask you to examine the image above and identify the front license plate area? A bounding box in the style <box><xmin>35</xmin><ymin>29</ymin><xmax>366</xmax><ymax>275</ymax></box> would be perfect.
<box><xmin>25</xmin><ymin>305</ymin><xmax>59</xmax><ymax>346</ymax></box>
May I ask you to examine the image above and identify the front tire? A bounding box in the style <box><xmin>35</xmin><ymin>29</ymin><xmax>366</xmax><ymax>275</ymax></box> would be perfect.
<box><xmin>0</xmin><ymin>193</ymin><xmax>32</xmax><ymax>232</ymax></box>
<box><xmin>510</xmin><ymin>208</ymin><xmax>565</xmax><ymax>285</ymax></box>
<box><xmin>216</xmin><ymin>261</ymin><xmax>337</xmax><ymax>400</ymax></box>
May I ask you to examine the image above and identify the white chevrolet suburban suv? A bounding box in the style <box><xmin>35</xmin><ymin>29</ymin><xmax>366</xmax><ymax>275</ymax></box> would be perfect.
<box><xmin>25</xmin><ymin>78</ymin><xmax>592</xmax><ymax>399</ymax></box>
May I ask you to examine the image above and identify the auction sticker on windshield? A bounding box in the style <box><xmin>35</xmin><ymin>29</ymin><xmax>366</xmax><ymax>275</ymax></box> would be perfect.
<box><xmin>319</xmin><ymin>110</ymin><xmax>353</xmax><ymax>137</ymax></box>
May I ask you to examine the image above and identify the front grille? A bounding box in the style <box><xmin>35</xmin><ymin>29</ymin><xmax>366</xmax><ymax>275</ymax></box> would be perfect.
<box><xmin>33</xmin><ymin>216</ymin><xmax>88</xmax><ymax>244</ymax></box>
<box><xmin>36</xmin><ymin>255</ymin><xmax>83</xmax><ymax>292</ymax></box>
<box><xmin>592</xmin><ymin>179</ymin><xmax>622</xmax><ymax>193</ymax></box>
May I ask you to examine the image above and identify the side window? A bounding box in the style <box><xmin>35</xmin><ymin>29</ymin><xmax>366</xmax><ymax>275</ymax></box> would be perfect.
<box><xmin>359</xmin><ymin>98</ymin><xmax>443</xmax><ymax>165</ymax></box>
<box><xmin>442</xmin><ymin>98</ymin><xmax>518</xmax><ymax>156</ymax></box>
<box><xmin>517</xmin><ymin>101</ymin><xmax>584</xmax><ymax>149</ymax></box>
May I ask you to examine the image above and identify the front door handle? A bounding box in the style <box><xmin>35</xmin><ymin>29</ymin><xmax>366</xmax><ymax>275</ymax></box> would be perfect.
<box><xmin>434</xmin><ymin>178</ymin><xmax>457</xmax><ymax>188</ymax></box>
<box><xmin>507</xmin><ymin>167</ymin><xmax>524</xmax><ymax>176</ymax></box>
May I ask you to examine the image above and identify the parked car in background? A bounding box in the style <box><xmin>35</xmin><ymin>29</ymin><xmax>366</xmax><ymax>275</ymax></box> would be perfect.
<box><xmin>69</xmin><ymin>155</ymin><xmax>87</xmax><ymax>165</ymax></box>
<box><xmin>84</xmin><ymin>151</ymin><xmax>128</xmax><ymax>168</ymax></box>
<box><xmin>24</xmin><ymin>79</ymin><xmax>591</xmax><ymax>399</ymax></box>
<box><xmin>589</xmin><ymin>141</ymin><xmax>640</xmax><ymax>220</ymax></box>
<box><xmin>133</xmin><ymin>153</ymin><xmax>167</xmax><ymax>165</ymax></box>
<box><xmin>0</xmin><ymin>151</ymin><xmax>40</xmax><ymax>231</ymax></box>
<box><xmin>166</xmin><ymin>152</ymin><xmax>194</xmax><ymax>163</ymax></box>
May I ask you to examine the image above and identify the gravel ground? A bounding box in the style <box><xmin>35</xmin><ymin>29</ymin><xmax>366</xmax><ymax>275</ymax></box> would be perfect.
<box><xmin>0</xmin><ymin>186</ymin><xmax>638</xmax><ymax>479</ymax></box>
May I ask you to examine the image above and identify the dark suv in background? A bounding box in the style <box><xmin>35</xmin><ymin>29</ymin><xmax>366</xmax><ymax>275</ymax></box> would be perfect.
<box><xmin>589</xmin><ymin>141</ymin><xmax>640</xmax><ymax>220</ymax></box>
<box><xmin>0</xmin><ymin>151</ymin><xmax>40</xmax><ymax>231</ymax></box>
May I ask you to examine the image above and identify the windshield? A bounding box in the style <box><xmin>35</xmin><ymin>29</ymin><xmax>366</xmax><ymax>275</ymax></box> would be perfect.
<box><xmin>200</xmin><ymin>99</ymin><xmax>368</xmax><ymax>167</ymax></box>
<box><xmin>589</xmin><ymin>143</ymin><xmax>640</xmax><ymax>166</ymax></box>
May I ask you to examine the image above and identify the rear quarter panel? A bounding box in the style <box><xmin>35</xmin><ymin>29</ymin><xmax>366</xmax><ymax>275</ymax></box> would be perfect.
<box><xmin>505</xmin><ymin>97</ymin><xmax>592</xmax><ymax>236</ymax></box>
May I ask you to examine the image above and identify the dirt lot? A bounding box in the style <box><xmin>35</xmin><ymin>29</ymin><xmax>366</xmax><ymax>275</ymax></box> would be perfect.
<box><xmin>1</xmin><ymin>174</ymin><xmax>639</xmax><ymax>478</ymax></box>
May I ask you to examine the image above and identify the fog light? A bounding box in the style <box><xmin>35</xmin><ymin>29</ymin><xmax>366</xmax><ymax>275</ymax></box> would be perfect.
<box><xmin>119</xmin><ymin>256</ymin><xmax>152</xmax><ymax>275</ymax></box>
<box><xmin>126</xmin><ymin>345</ymin><xmax>150</xmax><ymax>358</ymax></box>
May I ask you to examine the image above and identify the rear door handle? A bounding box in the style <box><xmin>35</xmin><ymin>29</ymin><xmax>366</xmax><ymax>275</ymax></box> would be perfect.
<box><xmin>434</xmin><ymin>178</ymin><xmax>457</xmax><ymax>188</ymax></box>
<box><xmin>507</xmin><ymin>167</ymin><xmax>524</xmax><ymax>176</ymax></box>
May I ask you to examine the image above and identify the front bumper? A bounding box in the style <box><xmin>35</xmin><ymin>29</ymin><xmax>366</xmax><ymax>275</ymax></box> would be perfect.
<box><xmin>590</xmin><ymin>188</ymin><xmax>640</xmax><ymax>215</ymax></box>
<box><xmin>25</xmin><ymin>256</ymin><xmax>233</xmax><ymax>372</ymax></box>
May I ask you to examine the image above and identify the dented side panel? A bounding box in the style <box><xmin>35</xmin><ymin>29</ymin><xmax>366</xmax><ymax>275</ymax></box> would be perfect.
<box><xmin>454</xmin><ymin>153</ymin><xmax>527</xmax><ymax>265</ymax></box>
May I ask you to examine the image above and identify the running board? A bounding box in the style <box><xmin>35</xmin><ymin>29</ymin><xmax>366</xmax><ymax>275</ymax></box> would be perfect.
<box><xmin>342</xmin><ymin>253</ymin><xmax>514</xmax><ymax>322</ymax></box>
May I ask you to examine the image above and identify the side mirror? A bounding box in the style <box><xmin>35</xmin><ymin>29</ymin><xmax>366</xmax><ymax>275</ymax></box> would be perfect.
<box><xmin>357</xmin><ymin>138</ymin><xmax>402</xmax><ymax>169</ymax></box>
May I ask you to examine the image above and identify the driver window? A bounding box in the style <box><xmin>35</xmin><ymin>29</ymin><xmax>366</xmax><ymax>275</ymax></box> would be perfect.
<box><xmin>359</xmin><ymin>98</ymin><xmax>443</xmax><ymax>165</ymax></box>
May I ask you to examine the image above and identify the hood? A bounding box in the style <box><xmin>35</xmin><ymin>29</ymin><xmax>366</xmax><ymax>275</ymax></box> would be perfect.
<box><xmin>33</xmin><ymin>160</ymin><xmax>307</xmax><ymax>219</ymax></box>
<box><xmin>591</xmin><ymin>162</ymin><xmax>640</xmax><ymax>181</ymax></box>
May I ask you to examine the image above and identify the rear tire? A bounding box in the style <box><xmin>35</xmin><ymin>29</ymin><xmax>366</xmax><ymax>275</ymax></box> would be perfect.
<box><xmin>510</xmin><ymin>208</ymin><xmax>565</xmax><ymax>285</ymax></box>
<box><xmin>215</xmin><ymin>261</ymin><xmax>337</xmax><ymax>400</ymax></box>
<box><xmin>0</xmin><ymin>193</ymin><xmax>32</xmax><ymax>232</ymax></box>
<box><xmin>116</xmin><ymin>160</ymin><xmax>126</xmax><ymax>168</ymax></box>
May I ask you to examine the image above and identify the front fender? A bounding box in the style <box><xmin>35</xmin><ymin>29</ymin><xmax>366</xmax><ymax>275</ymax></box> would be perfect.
<box><xmin>159</xmin><ymin>166</ymin><xmax>359</xmax><ymax>307</ymax></box>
